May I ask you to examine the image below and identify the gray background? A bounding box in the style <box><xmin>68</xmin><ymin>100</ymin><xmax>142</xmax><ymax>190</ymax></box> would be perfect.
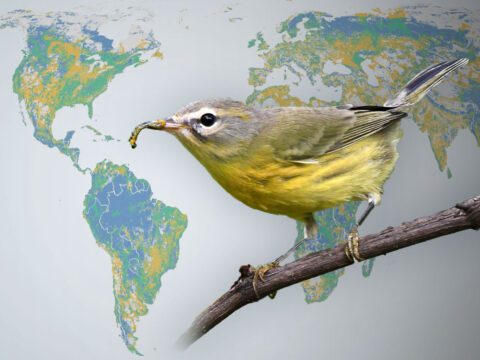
<box><xmin>0</xmin><ymin>0</ymin><xmax>479</xmax><ymax>359</ymax></box>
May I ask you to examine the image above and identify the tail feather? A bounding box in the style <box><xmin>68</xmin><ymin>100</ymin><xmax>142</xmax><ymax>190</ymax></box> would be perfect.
<box><xmin>384</xmin><ymin>58</ymin><xmax>469</xmax><ymax>108</ymax></box>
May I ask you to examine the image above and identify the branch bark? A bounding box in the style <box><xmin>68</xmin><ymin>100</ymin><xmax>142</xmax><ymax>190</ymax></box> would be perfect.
<box><xmin>178</xmin><ymin>196</ymin><xmax>480</xmax><ymax>348</ymax></box>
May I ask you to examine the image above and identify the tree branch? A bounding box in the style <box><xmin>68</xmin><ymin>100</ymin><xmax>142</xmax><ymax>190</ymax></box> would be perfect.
<box><xmin>178</xmin><ymin>196</ymin><xmax>480</xmax><ymax>348</ymax></box>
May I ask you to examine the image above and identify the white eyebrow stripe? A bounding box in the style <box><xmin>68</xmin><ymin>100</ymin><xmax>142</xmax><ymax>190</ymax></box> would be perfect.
<box><xmin>184</xmin><ymin>107</ymin><xmax>217</xmax><ymax>120</ymax></box>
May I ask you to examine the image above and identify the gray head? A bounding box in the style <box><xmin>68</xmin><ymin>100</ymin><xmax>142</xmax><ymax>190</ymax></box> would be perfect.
<box><xmin>130</xmin><ymin>98</ymin><xmax>264</xmax><ymax>160</ymax></box>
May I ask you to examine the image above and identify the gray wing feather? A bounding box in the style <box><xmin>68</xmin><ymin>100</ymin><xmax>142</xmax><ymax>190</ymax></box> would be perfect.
<box><xmin>260</xmin><ymin>107</ymin><xmax>355</xmax><ymax>161</ymax></box>
<box><xmin>259</xmin><ymin>106</ymin><xmax>406</xmax><ymax>162</ymax></box>
<box><xmin>327</xmin><ymin>109</ymin><xmax>407</xmax><ymax>153</ymax></box>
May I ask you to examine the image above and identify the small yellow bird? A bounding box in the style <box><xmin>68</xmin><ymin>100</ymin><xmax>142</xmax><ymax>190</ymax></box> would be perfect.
<box><xmin>130</xmin><ymin>58</ymin><xmax>468</xmax><ymax>284</ymax></box>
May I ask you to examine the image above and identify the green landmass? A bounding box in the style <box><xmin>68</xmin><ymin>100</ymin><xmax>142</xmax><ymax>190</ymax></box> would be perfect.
<box><xmin>83</xmin><ymin>161</ymin><xmax>187</xmax><ymax>353</ymax></box>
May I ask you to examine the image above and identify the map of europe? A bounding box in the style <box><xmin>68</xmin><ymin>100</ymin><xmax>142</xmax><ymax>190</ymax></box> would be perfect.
<box><xmin>1</xmin><ymin>4</ymin><xmax>478</xmax><ymax>354</ymax></box>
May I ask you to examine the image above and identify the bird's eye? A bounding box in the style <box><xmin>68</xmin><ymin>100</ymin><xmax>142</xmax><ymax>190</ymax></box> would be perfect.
<box><xmin>200</xmin><ymin>113</ymin><xmax>217</xmax><ymax>127</ymax></box>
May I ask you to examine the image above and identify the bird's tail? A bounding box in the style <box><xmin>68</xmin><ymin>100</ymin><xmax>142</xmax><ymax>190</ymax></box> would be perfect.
<box><xmin>384</xmin><ymin>58</ymin><xmax>469</xmax><ymax>108</ymax></box>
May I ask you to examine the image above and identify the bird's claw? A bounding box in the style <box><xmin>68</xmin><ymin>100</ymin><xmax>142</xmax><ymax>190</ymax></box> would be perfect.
<box><xmin>345</xmin><ymin>227</ymin><xmax>364</xmax><ymax>262</ymax></box>
<box><xmin>252</xmin><ymin>261</ymin><xmax>280</xmax><ymax>299</ymax></box>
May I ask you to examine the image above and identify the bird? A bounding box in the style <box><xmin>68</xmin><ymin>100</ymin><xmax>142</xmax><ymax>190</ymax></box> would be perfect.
<box><xmin>129</xmin><ymin>58</ymin><xmax>468</xmax><ymax>295</ymax></box>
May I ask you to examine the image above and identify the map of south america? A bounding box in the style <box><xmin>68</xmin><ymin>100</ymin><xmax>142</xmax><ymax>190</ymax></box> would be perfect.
<box><xmin>84</xmin><ymin>161</ymin><xmax>187</xmax><ymax>353</ymax></box>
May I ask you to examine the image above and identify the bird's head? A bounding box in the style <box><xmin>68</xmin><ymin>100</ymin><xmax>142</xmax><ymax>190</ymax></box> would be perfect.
<box><xmin>129</xmin><ymin>99</ymin><xmax>263</xmax><ymax>162</ymax></box>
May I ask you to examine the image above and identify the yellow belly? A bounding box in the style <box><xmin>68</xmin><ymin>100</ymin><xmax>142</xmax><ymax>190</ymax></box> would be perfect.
<box><xmin>204</xmin><ymin>124</ymin><xmax>402</xmax><ymax>220</ymax></box>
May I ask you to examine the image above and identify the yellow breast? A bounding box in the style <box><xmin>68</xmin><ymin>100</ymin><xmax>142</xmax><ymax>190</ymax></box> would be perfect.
<box><xmin>194</xmin><ymin>125</ymin><xmax>402</xmax><ymax>221</ymax></box>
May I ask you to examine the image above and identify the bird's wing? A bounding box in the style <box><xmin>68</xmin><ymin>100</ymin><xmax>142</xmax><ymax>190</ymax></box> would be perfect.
<box><xmin>327</xmin><ymin>106</ymin><xmax>408</xmax><ymax>153</ymax></box>
<box><xmin>260</xmin><ymin>106</ymin><xmax>406</xmax><ymax>162</ymax></box>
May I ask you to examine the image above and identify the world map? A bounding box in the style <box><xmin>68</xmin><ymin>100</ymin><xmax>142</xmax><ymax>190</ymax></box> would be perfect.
<box><xmin>1</xmin><ymin>5</ymin><xmax>478</xmax><ymax>354</ymax></box>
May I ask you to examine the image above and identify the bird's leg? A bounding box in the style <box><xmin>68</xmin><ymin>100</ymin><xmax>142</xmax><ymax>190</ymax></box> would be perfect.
<box><xmin>345</xmin><ymin>227</ymin><xmax>363</xmax><ymax>262</ymax></box>
<box><xmin>252</xmin><ymin>262</ymin><xmax>280</xmax><ymax>299</ymax></box>
<box><xmin>253</xmin><ymin>215</ymin><xmax>317</xmax><ymax>299</ymax></box>
<box><xmin>345</xmin><ymin>196</ymin><xmax>377</xmax><ymax>262</ymax></box>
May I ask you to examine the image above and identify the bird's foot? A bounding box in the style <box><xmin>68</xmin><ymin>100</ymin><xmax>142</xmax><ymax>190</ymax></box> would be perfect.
<box><xmin>345</xmin><ymin>227</ymin><xmax>364</xmax><ymax>262</ymax></box>
<box><xmin>252</xmin><ymin>261</ymin><xmax>280</xmax><ymax>300</ymax></box>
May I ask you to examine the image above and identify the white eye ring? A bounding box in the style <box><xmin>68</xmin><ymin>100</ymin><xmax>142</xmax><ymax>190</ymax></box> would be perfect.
<box><xmin>199</xmin><ymin>113</ymin><xmax>217</xmax><ymax>127</ymax></box>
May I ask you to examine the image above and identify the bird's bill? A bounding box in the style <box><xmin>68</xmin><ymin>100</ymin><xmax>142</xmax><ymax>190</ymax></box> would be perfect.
<box><xmin>129</xmin><ymin>118</ymin><xmax>183</xmax><ymax>148</ymax></box>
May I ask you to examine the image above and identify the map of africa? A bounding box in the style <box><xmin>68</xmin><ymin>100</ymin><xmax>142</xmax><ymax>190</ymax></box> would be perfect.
<box><xmin>1</xmin><ymin>4</ymin><xmax>478</xmax><ymax>355</ymax></box>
